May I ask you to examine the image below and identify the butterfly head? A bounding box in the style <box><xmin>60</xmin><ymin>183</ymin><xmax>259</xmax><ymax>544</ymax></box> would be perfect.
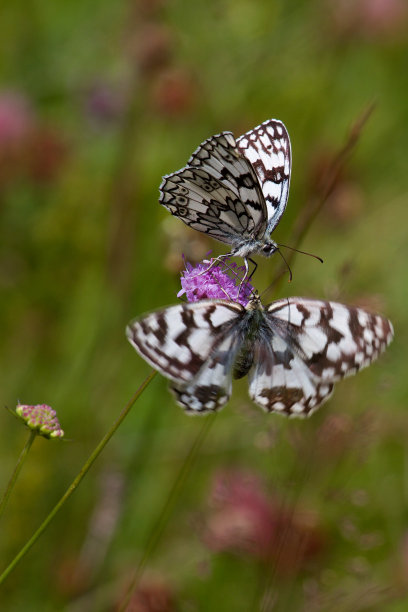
<box><xmin>261</xmin><ymin>241</ymin><xmax>278</xmax><ymax>257</ymax></box>
<box><xmin>245</xmin><ymin>291</ymin><xmax>263</xmax><ymax>311</ymax></box>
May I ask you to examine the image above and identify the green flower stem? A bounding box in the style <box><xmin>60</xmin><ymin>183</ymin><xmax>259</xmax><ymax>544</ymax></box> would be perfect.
<box><xmin>119</xmin><ymin>412</ymin><xmax>216</xmax><ymax>611</ymax></box>
<box><xmin>0</xmin><ymin>430</ymin><xmax>37</xmax><ymax>521</ymax></box>
<box><xmin>0</xmin><ymin>370</ymin><xmax>156</xmax><ymax>586</ymax></box>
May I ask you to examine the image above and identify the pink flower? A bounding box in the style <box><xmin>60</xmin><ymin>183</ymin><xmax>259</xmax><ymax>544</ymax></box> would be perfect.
<box><xmin>15</xmin><ymin>404</ymin><xmax>64</xmax><ymax>439</ymax></box>
<box><xmin>332</xmin><ymin>0</ymin><xmax>408</xmax><ymax>39</ymax></box>
<box><xmin>203</xmin><ymin>469</ymin><xmax>325</xmax><ymax>573</ymax></box>
<box><xmin>178</xmin><ymin>258</ymin><xmax>254</xmax><ymax>306</ymax></box>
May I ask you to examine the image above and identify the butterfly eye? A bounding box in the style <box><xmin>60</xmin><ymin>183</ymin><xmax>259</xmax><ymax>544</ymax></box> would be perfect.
<box><xmin>262</xmin><ymin>243</ymin><xmax>277</xmax><ymax>255</ymax></box>
<box><xmin>176</xmin><ymin>196</ymin><xmax>187</xmax><ymax>204</ymax></box>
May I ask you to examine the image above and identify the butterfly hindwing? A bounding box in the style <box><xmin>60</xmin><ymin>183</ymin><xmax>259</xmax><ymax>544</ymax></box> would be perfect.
<box><xmin>171</xmin><ymin>331</ymin><xmax>243</xmax><ymax>413</ymax></box>
<box><xmin>236</xmin><ymin>119</ymin><xmax>291</xmax><ymax>235</ymax></box>
<box><xmin>248</xmin><ymin>332</ymin><xmax>334</xmax><ymax>417</ymax></box>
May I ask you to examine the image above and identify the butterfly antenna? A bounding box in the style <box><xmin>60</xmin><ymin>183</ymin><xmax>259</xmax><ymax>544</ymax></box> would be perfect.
<box><xmin>277</xmin><ymin>243</ymin><xmax>324</xmax><ymax>264</ymax></box>
<box><xmin>276</xmin><ymin>248</ymin><xmax>293</xmax><ymax>282</ymax></box>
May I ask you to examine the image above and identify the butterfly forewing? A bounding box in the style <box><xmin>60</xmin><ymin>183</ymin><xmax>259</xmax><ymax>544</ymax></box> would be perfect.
<box><xmin>160</xmin><ymin>132</ymin><xmax>267</xmax><ymax>245</ymax></box>
<box><xmin>127</xmin><ymin>296</ymin><xmax>393</xmax><ymax>416</ymax></box>
<box><xmin>126</xmin><ymin>299</ymin><xmax>244</xmax><ymax>388</ymax></box>
<box><xmin>188</xmin><ymin>132</ymin><xmax>267</xmax><ymax>234</ymax></box>
<box><xmin>236</xmin><ymin>119</ymin><xmax>291</xmax><ymax>235</ymax></box>
<box><xmin>160</xmin><ymin>167</ymin><xmax>258</xmax><ymax>245</ymax></box>
<box><xmin>268</xmin><ymin>298</ymin><xmax>394</xmax><ymax>380</ymax></box>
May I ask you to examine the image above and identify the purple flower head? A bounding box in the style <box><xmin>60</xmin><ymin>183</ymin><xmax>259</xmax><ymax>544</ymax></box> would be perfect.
<box><xmin>178</xmin><ymin>257</ymin><xmax>254</xmax><ymax>306</ymax></box>
<box><xmin>15</xmin><ymin>404</ymin><xmax>64</xmax><ymax>439</ymax></box>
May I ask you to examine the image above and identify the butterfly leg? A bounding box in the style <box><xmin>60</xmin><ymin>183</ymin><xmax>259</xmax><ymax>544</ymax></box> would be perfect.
<box><xmin>238</xmin><ymin>257</ymin><xmax>256</xmax><ymax>285</ymax></box>
<box><xmin>191</xmin><ymin>253</ymin><xmax>231</xmax><ymax>278</ymax></box>
<box><xmin>236</xmin><ymin>257</ymin><xmax>256</xmax><ymax>299</ymax></box>
<box><xmin>247</xmin><ymin>258</ymin><xmax>258</xmax><ymax>282</ymax></box>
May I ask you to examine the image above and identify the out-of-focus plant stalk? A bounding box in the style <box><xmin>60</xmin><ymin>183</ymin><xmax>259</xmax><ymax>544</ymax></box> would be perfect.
<box><xmin>0</xmin><ymin>430</ymin><xmax>36</xmax><ymax>521</ymax></box>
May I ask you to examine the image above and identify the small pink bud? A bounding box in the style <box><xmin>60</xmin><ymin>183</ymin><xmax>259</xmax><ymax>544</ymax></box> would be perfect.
<box><xmin>15</xmin><ymin>404</ymin><xmax>64</xmax><ymax>439</ymax></box>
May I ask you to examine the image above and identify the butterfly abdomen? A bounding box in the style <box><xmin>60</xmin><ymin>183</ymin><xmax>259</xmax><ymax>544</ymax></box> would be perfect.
<box><xmin>232</xmin><ymin>309</ymin><xmax>267</xmax><ymax>379</ymax></box>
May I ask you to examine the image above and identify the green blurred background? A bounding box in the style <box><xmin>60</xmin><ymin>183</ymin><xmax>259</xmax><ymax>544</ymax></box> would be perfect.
<box><xmin>0</xmin><ymin>1</ymin><xmax>407</xmax><ymax>609</ymax></box>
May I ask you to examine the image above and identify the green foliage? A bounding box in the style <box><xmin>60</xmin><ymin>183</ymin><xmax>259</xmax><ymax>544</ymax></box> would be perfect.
<box><xmin>0</xmin><ymin>0</ymin><xmax>406</xmax><ymax>609</ymax></box>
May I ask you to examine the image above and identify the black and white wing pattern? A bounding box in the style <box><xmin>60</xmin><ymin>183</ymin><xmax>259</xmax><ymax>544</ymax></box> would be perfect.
<box><xmin>248</xmin><ymin>298</ymin><xmax>393</xmax><ymax>416</ymax></box>
<box><xmin>127</xmin><ymin>300</ymin><xmax>245</xmax><ymax>412</ymax></box>
<box><xmin>159</xmin><ymin>119</ymin><xmax>291</xmax><ymax>259</ymax></box>
<box><xmin>236</xmin><ymin>120</ymin><xmax>291</xmax><ymax>236</ymax></box>
<box><xmin>126</xmin><ymin>296</ymin><xmax>393</xmax><ymax>417</ymax></box>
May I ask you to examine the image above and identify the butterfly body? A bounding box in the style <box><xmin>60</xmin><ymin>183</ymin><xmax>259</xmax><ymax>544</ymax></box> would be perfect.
<box><xmin>229</xmin><ymin>236</ymin><xmax>278</xmax><ymax>259</ymax></box>
<box><xmin>159</xmin><ymin>119</ymin><xmax>291</xmax><ymax>268</ymax></box>
<box><xmin>127</xmin><ymin>295</ymin><xmax>393</xmax><ymax>417</ymax></box>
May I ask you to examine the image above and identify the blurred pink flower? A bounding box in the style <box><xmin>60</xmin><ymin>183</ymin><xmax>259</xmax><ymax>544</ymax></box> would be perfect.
<box><xmin>152</xmin><ymin>68</ymin><xmax>197</xmax><ymax>117</ymax></box>
<box><xmin>0</xmin><ymin>90</ymin><xmax>67</xmax><ymax>185</ymax></box>
<box><xmin>128</xmin><ymin>23</ymin><xmax>173</xmax><ymax>76</ymax></box>
<box><xmin>203</xmin><ymin>469</ymin><xmax>325</xmax><ymax>573</ymax></box>
<box><xmin>124</xmin><ymin>580</ymin><xmax>175</xmax><ymax>612</ymax></box>
<box><xmin>0</xmin><ymin>92</ymin><xmax>34</xmax><ymax>146</ymax></box>
<box><xmin>0</xmin><ymin>91</ymin><xmax>35</xmax><ymax>182</ymax></box>
<box><xmin>84</xmin><ymin>83</ymin><xmax>126</xmax><ymax>126</ymax></box>
<box><xmin>114</xmin><ymin>576</ymin><xmax>175</xmax><ymax>612</ymax></box>
<box><xmin>28</xmin><ymin>125</ymin><xmax>67</xmax><ymax>183</ymax></box>
<box><xmin>332</xmin><ymin>0</ymin><xmax>408</xmax><ymax>39</ymax></box>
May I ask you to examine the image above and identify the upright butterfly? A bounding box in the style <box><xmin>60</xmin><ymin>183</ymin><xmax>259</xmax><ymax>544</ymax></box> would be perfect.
<box><xmin>126</xmin><ymin>294</ymin><xmax>393</xmax><ymax>417</ymax></box>
<box><xmin>159</xmin><ymin>119</ymin><xmax>291</xmax><ymax>275</ymax></box>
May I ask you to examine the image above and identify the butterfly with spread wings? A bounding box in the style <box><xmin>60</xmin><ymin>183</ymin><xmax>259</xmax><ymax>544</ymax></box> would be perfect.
<box><xmin>127</xmin><ymin>294</ymin><xmax>393</xmax><ymax>417</ymax></box>
<box><xmin>159</xmin><ymin>119</ymin><xmax>291</xmax><ymax>276</ymax></box>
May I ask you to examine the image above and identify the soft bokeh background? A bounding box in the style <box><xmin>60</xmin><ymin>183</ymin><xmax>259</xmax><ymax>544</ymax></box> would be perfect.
<box><xmin>0</xmin><ymin>1</ymin><xmax>407</xmax><ymax>610</ymax></box>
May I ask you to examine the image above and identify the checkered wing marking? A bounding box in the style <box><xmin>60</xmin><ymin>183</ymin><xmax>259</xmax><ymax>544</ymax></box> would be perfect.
<box><xmin>236</xmin><ymin>119</ymin><xmax>291</xmax><ymax>235</ymax></box>
<box><xmin>159</xmin><ymin>132</ymin><xmax>268</xmax><ymax>244</ymax></box>
<box><xmin>249</xmin><ymin>298</ymin><xmax>394</xmax><ymax>417</ymax></box>
<box><xmin>126</xmin><ymin>300</ymin><xmax>245</xmax><ymax>413</ymax></box>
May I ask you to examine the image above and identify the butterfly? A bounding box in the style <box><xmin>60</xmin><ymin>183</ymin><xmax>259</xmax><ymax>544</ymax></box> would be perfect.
<box><xmin>126</xmin><ymin>294</ymin><xmax>393</xmax><ymax>417</ymax></box>
<box><xmin>159</xmin><ymin>119</ymin><xmax>291</xmax><ymax>276</ymax></box>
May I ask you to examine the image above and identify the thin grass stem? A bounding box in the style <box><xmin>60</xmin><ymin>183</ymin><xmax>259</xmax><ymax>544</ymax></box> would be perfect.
<box><xmin>0</xmin><ymin>371</ymin><xmax>156</xmax><ymax>586</ymax></box>
<box><xmin>0</xmin><ymin>430</ymin><xmax>36</xmax><ymax>521</ymax></box>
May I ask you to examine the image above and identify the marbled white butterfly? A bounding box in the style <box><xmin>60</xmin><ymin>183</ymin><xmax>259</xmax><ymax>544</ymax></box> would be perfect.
<box><xmin>127</xmin><ymin>294</ymin><xmax>393</xmax><ymax>416</ymax></box>
<box><xmin>159</xmin><ymin>119</ymin><xmax>291</xmax><ymax>275</ymax></box>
